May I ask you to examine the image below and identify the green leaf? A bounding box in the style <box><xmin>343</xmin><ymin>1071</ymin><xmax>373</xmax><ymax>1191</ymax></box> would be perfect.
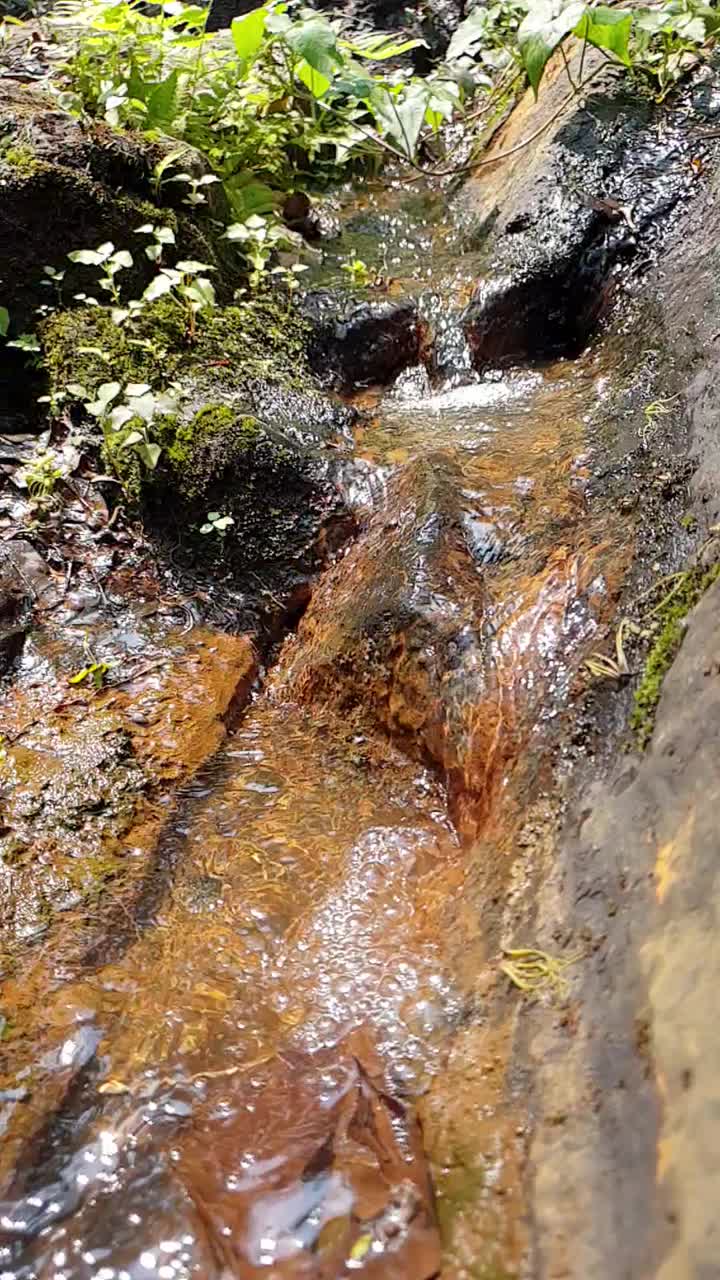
<box><xmin>224</xmin><ymin>175</ymin><xmax>278</xmax><ymax>219</ymax></box>
<box><xmin>285</xmin><ymin>18</ymin><xmax>341</xmax><ymax>78</ymax></box>
<box><xmin>68</xmin><ymin>249</ymin><xmax>102</xmax><ymax>265</ymax></box>
<box><xmin>518</xmin><ymin>0</ymin><xmax>587</xmax><ymax>95</ymax></box>
<box><xmin>7</xmin><ymin>333</ymin><xmax>40</xmax><ymax>353</ymax></box>
<box><xmin>674</xmin><ymin>12</ymin><xmax>706</xmax><ymax>41</ymax></box>
<box><xmin>446</xmin><ymin>8</ymin><xmax>491</xmax><ymax>60</ymax></box>
<box><xmin>573</xmin><ymin>6</ymin><xmax>632</xmax><ymax>66</ymax></box>
<box><xmin>126</xmin><ymin>393</ymin><xmax>156</xmax><ymax>421</ymax></box>
<box><xmin>146</xmin><ymin>69</ymin><xmax>181</xmax><ymax>126</ymax></box>
<box><xmin>374</xmin><ymin>83</ymin><xmax>428</xmax><ymax>159</ymax></box>
<box><xmin>332</xmin><ymin>69</ymin><xmax>377</xmax><ymax>100</ymax></box>
<box><xmin>154</xmin><ymin>146</ymin><xmax>189</xmax><ymax>184</ymax></box>
<box><xmin>183</xmin><ymin>277</ymin><xmax>216</xmax><ymax>309</ymax></box>
<box><xmin>296</xmin><ymin>57</ymin><xmax>331</xmax><ymax>98</ymax></box>
<box><xmin>143</xmin><ymin>273</ymin><xmax>174</xmax><ymax>302</ymax></box>
<box><xmin>120</xmin><ymin>429</ymin><xmax>144</xmax><ymax>447</ymax></box>
<box><xmin>231</xmin><ymin>6</ymin><xmax>267</xmax><ymax>61</ymax></box>
<box><xmin>0</xmin><ymin>307</ymin><xmax>8</xmax><ymax>338</ymax></box>
<box><xmin>98</xmin><ymin>381</ymin><xmax>122</xmax><ymax>404</ymax></box>
<box><xmin>344</xmin><ymin>32</ymin><xmax>424</xmax><ymax>60</ymax></box>
<box><xmin>136</xmin><ymin>441</ymin><xmax>162</xmax><ymax>470</ymax></box>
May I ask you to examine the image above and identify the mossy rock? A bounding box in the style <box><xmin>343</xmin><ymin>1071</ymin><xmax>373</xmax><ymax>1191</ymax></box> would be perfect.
<box><xmin>149</xmin><ymin>402</ymin><xmax>342</xmax><ymax>574</ymax></box>
<box><xmin>631</xmin><ymin>561</ymin><xmax>720</xmax><ymax>748</ymax></box>
<box><xmin>40</xmin><ymin>294</ymin><xmax>312</xmax><ymax>400</ymax></box>
<box><xmin>0</xmin><ymin>84</ymin><xmax>233</xmax><ymax>331</ymax></box>
<box><xmin>39</xmin><ymin>299</ymin><xmax>354</xmax><ymax>604</ymax></box>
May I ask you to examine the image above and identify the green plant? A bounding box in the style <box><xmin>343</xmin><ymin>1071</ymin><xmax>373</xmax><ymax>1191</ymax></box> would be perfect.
<box><xmin>134</xmin><ymin>222</ymin><xmax>176</xmax><ymax>264</ymax></box>
<box><xmin>79</xmin><ymin>378</ymin><xmax>182</xmax><ymax>471</ymax></box>
<box><xmin>6</xmin><ymin>331</ymin><xmax>42</xmax><ymax>363</ymax></box>
<box><xmin>340</xmin><ymin>256</ymin><xmax>374</xmax><ymax>288</ymax></box>
<box><xmin>0</xmin><ymin>307</ymin><xmax>9</xmax><ymax>338</ymax></box>
<box><xmin>68</xmin><ymin>240</ymin><xmax>133</xmax><ymax>313</ymax></box>
<box><xmin>69</xmin><ymin>638</ymin><xmax>113</xmax><ymax>689</ymax></box>
<box><xmin>515</xmin><ymin>0</ymin><xmax>720</xmax><ymax>99</ymax></box>
<box><xmin>141</xmin><ymin>259</ymin><xmax>216</xmax><ymax>337</ymax></box>
<box><xmin>631</xmin><ymin>0</ymin><xmax>720</xmax><ymax>98</ymax></box>
<box><xmin>46</xmin><ymin>0</ymin><xmax>455</xmax><ymax>202</ymax></box>
<box><xmin>23</xmin><ymin>450</ymin><xmax>65</xmax><ymax>502</ymax></box>
<box><xmin>447</xmin><ymin>0</ymin><xmax>528</xmax><ymax>78</ymax></box>
<box><xmin>200</xmin><ymin>510</ymin><xmax>235</xmax><ymax>536</ymax></box>
<box><xmin>224</xmin><ymin>214</ymin><xmax>302</xmax><ymax>288</ymax></box>
<box><xmin>41</xmin><ymin>265</ymin><xmax>66</xmax><ymax>308</ymax></box>
<box><xmin>163</xmin><ymin>170</ymin><xmax>221</xmax><ymax>207</ymax></box>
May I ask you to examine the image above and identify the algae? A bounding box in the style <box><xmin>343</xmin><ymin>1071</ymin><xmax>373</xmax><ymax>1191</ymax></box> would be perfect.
<box><xmin>631</xmin><ymin>562</ymin><xmax>720</xmax><ymax>748</ymax></box>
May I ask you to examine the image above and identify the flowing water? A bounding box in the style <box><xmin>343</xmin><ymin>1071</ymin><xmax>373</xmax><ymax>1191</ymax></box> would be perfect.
<box><xmin>0</xmin><ymin>189</ymin><xmax>636</xmax><ymax>1278</ymax></box>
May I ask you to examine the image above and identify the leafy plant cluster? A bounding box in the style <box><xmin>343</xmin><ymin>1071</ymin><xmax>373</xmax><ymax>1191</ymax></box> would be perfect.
<box><xmin>449</xmin><ymin>0</ymin><xmax>720</xmax><ymax>100</ymax></box>
<box><xmin>47</xmin><ymin>0</ymin><xmax>460</xmax><ymax>212</ymax></box>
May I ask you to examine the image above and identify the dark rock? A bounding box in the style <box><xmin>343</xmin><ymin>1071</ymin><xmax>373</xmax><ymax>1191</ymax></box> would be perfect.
<box><xmin>282</xmin><ymin>192</ymin><xmax>341</xmax><ymax>242</ymax></box>
<box><xmin>456</xmin><ymin>53</ymin><xmax>707</xmax><ymax>369</ymax></box>
<box><xmin>300</xmin><ymin>288</ymin><xmax>426</xmax><ymax>390</ymax></box>
<box><xmin>0</xmin><ymin>539</ymin><xmax>50</xmax><ymax>672</ymax></box>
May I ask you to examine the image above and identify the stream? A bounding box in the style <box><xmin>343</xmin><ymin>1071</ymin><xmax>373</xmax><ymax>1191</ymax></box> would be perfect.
<box><xmin>1</xmin><ymin>272</ymin><xmax>632</xmax><ymax>1277</ymax></box>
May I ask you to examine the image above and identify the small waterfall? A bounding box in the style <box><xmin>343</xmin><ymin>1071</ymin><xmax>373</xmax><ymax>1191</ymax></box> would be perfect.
<box><xmin>420</xmin><ymin>290</ymin><xmax>480</xmax><ymax>388</ymax></box>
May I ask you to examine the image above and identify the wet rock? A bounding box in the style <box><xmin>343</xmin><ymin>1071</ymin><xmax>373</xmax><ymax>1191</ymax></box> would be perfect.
<box><xmin>278</xmin><ymin>453</ymin><xmax>493</xmax><ymax>832</ymax></box>
<box><xmin>0</xmin><ymin>560</ymin><xmax>30</xmax><ymax>673</ymax></box>
<box><xmin>455</xmin><ymin>52</ymin><xmax>706</xmax><ymax>368</ymax></box>
<box><xmin>0</xmin><ymin>540</ymin><xmax>53</xmax><ymax>672</ymax></box>
<box><xmin>282</xmin><ymin>191</ymin><xmax>341</xmax><ymax>241</ymax></box>
<box><xmin>301</xmin><ymin>288</ymin><xmax>426</xmax><ymax>390</ymax></box>
<box><xmin>146</xmin><ymin>399</ymin><xmax>353</xmax><ymax>608</ymax></box>
<box><xmin>0</xmin><ymin>620</ymin><xmax>257</xmax><ymax>1173</ymax></box>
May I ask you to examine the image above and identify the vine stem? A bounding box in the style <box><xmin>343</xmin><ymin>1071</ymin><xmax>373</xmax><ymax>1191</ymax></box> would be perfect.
<box><xmin>352</xmin><ymin>58</ymin><xmax>612</xmax><ymax>183</ymax></box>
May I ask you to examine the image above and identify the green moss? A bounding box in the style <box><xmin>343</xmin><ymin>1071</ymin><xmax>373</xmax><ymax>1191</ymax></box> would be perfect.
<box><xmin>41</xmin><ymin>293</ymin><xmax>310</xmax><ymax>399</ymax></box>
<box><xmin>1</xmin><ymin>143</ymin><xmax>37</xmax><ymax>175</ymax></box>
<box><xmin>631</xmin><ymin>562</ymin><xmax>720</xmax><ymax>748</ymax></box>
<box><xmin>161</xmin><ymin>404</ymin><xmax>261</xmax><ymax>500</ymax></box>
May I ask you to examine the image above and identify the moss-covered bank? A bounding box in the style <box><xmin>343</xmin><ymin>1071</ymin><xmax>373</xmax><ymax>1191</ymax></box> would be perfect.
<box><xmin>632</xmin><ymin>561</ymin><xmax>720</xmax><ymax>748</ymax></box>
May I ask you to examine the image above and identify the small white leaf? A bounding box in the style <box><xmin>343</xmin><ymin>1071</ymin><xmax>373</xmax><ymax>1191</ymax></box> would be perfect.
<box><xmin>143</xmin><ymin>273</ymin><xmax>174</xmax><ymax>301</ymax></box>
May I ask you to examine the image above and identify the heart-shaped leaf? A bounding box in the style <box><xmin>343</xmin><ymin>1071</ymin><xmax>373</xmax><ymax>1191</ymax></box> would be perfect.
<box><xmin>231</xmin><ymin>6</ymin><xmax>267</xmax><ymax>61</ymax></box>
<box><xmin>519</xmin><ymin>0</ymin><xmax>587</xmax><ymax>95</ymax></box>
<box><xmin>285</xmin><ymin>18</ymin><xmax>341</xmax><ymax>77</ymax></box>
<box><xmin>573</xmin><ymin>6</ymin><xmax>632</xmax><ymax>66</ymax></box>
